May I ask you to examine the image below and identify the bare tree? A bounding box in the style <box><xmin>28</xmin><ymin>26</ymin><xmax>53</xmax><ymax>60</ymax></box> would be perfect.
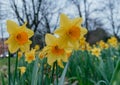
<box><xmin>9</xmin><ymin>0</ymin><xmax>64</xmax><ymax>47</ymax></box>
<box><xmin>99</xmin><ymin>0</ymin><xmax>120</xmax><ymax>38</ymax></box>
<box><xmin>68</xmin><ymin>0</ymin><xmax>103</xmax><ymax>31</ymax></box>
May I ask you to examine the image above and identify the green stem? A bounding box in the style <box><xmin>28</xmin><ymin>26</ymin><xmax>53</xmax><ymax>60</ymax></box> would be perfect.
<box><xmin>39</xmin><ymin>58</ymin><xmax>44</xmax><ymax>85</ymax></box>
<box><xmin>110</xmin><ymin>59</ymin><xmax>120</xmax><ymax>85</ymax></box>
<box><xmin>8</xmin><ymin>52</ymin><xmax>11</xmax><ymax>85</ymax></box>
<box><xmin>55</xmin><ymin>61</ymin><xmax>58</xmax><ymax>85</ymax></box>
<box><xmin>13</xmin><ymin>52</ymin><xmax>18</xmax><ymax>85</ymax></box>
<box><xmin>50</xmin><ymin>61</ymin><xmax>56</xmax><ymax>84</ymax></box>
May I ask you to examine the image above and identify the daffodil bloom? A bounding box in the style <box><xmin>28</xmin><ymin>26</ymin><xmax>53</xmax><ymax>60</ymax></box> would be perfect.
<box><xmin>91</xmin><ymin>47</ymin><xmax>101</xmax><ymax>57</ymax></box>
<box><xmin>99</xmin><ymin>40</ymin><xmax>109</xmax><ymax>49</ymax></box>
<box><xmin>43</xmin><ymin>34</ymin><xmax>68</xmax><ymax>66</ymax></box>
<box><xmin>54</xmin><ymin>14</ymin><xmax>87</xmax><ymax>50</ymax></box>
<box><xmin>66</xmin><ymin>50</ymin><xmax>72</xmax><ymax>59</ymax></box>
<box><xmin>18</xmin><ymin>51</ymin><xmax>23</xmax><ymax>60</ymax></box>
<box><xmin>38</xmin><ymin>46</ymin><xmax>49</xmax><ymax>59</ymax></box>
<box><xmin>5</xmin><ymin>20</ymin><xmax>34</xmax><ymax>53</ymax></box>
<box><xmin>39</xmin><ymin>52</ymin><xmax>44</xmax><ymax>59</ymax></box>
<box><xmin>79</xmin><ymin>37</ymin><xmax>87</xmax><ymax>51</ymax></box>
<box><xmin>57</xmin><ymin>59</ymin><xmax>64</xmax><ymax>68</ymax></box>
<box><xmin>107</xmin><ymin>36</ymin><xmax>118</xmax><ymax>47</ymax></box>
<box><xmin>18</xmin><ymin>66</ymin><xmax>26</xmax><ymax>75</ymax></box>
<box><xmin>25</xmin><ymin>49</ymin><xmax>36</xmax><ymax>63</ymax></box>
<box><xmin>86</xmin><ymin>43</ymin><xmax>92</xmax><ymax>51</ymax></box>
<box><xmin>34</xmin><ymin>44</ymin><xmax>40</xmax><ymax>50</ymax></box>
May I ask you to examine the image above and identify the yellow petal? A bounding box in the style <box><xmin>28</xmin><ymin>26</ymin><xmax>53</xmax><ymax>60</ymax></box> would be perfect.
<box><xmin>57</xmin><ymin>37</ymin><xmax>68</xmax><ymax>49</ymax></box>
<box><xmin>80</xmin><ymin>27</ymin><xmax>88</xmax><ymax>37</ymax></box>
<box><xmin>20</xmin><ymin>22</ymin><xmax>27</xmax><ymax>29</ymax></box>
<box><xmin>69</xmin><ymin>41</ymin><xmax>79</xmax><ymax>50</ymax></box>
<box><xmin>61</xmin><ymin>55</ymin><xmax>68</xmax><ymax>62</ymax></box>
<box><xmin>57</xmin><ymin>60</ymin><xmax>64</xmax><ymax>68</ymax></box>
<box><xmin>54</xmin><ymin>27</ymin><xmax>65</xmax><ymax>36</ymax></box>
<box><xmin>6</xmin><ymin>37</ymin><xmax>19</xmax><ymax>53</ymax></box>
<box><xmin>47</xmin><ymin>56</ymin><xmax>56</xmax><ymax>66</ymax></box>
<box><xmin>60</xmin><ymin>14</ymin><xmax>70</xmax><ymax>28</ymax></box>
<box><xmin>26</xmin><ymin>28</ymin><xmax>34</xmax><ymax>38</ymax></box>
<box><xmin>20</xmin><ymin>40</ymin><xmax>31</xmax><ymax>52</ymax></box>
<box><xmin>20</xmin><ymin>22</ymin><xmax>34</xmax><ymax>38</ymax></box>
<box><xmin>6</xmin><ymin>20</ymin><xmax>18</xmax><ymax>34</ymax></box>
<box><xmin>72</xmin><ymin>18</ymin><xmax>83</xmax><ymax>26</ymax></box>
<box><xmin>45</xmin><ymin>34</ymin><xmax>57</xmax><ymax>46</ymax></box>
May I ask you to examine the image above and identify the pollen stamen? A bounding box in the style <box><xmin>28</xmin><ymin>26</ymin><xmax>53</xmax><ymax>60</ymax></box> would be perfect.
<box><xmin>67</xmin><ymin>26</ymin><xmax>80</xmax><ymax>40</ymax></box>
<box><xmin>15</xmin><ymin>31</ymin><xmax>28</xmax><ymax>45</ymax></box>
<box><xmin>51</xmin><ymin>45</ymin><xmax>64</xmax><ymax>56</ymax></box>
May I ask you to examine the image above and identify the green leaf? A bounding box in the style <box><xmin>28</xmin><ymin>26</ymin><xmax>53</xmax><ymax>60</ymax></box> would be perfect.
<box><xmin>96</xmin><ymin>80</ymin><xmax>107</xmax><ymax>85</ymax></box>
<box><xmin>1</xmin><ymin>73</ymin><xmax>5</xmax><ymax>85</ymax></box>
<box><xmin>31</xmin><ymin>57</ymin><xmax>39</xmax><ymax>85</ymax></box>
<box><xmin>38</xmin><ymin>58</ymin><xmax>45</xmax><ymax>85</ymax></box>
<box><xmin>58</xmin><ymin>61</ymin><xmax>69</xmax><ymax>85</ymax></box>
<box><xmin>110</xmin><ymin>59</ymin><xmax>120</xmax><ymax>85</ymax></box>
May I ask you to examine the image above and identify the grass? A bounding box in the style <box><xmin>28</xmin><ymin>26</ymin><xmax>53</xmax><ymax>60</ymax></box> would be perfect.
<box><xmin>0</xmin><ymin>57</ymin><xmax>15</xmax><ymax>85</ymax></box>
<box><xmin>0</xmin><ymin>46</ymin><xmax>120</xmax><ymax>85</ymax></box>
<box><xmin>0</xmin><ymin>57</ymin><xmax>16</xmax><ymax>69</ymax></box>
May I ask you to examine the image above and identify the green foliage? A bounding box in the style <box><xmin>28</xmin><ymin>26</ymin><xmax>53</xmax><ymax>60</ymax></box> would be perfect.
<box><xmin>1</xmin><ymin>46</ymin><xmax>120</xmax><ymax>85</ymax></box>
<box><xmin>66</xmin><ymin>47</ymin><xmax>120</xmax><ymax>85</ymax></box>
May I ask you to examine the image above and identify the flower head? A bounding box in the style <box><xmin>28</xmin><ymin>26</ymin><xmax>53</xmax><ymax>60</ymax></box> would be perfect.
<box><xmin>43</xmin><ymin>34</ymin><xmax>69</xmax><ymax>66</ymax></box>
<box><xmin>18</xmin><ymin>51</ymin><xmax>23</xmax><ymax>60</ymax></box>
<box><xmin>54</xmin><ymin>14</ymin><xmax>87</xmax><ymax>50</ymax></box>
<box><xmin>18</xmin><ymin>66</ymin><xmax>26</xmax><ymax>75</ymax></box>
<box><xmin>5</xmin><ymin>20</ymin><xmax>34</xmax><ymax>53</ymax></box>
<box><xmin>34</xmin><ymin>44</ymin><xmax>40</xmax><ymax>51</ymax></box>
<box><xmin>79</xmin><ymin>37</ymin><xmax>87</xmax><ymax>50</ymax></box>
<box><xmin>91</xmin><ymin>47</ymin><xmax>101</xmax><ymax>57</ymax></box>
<box><xmin>107</xmin><ymin>36</ymin><xmax>118</xmax><ymax>47</ymax></box>
<box><xmin>86</xmin><ymin>43</ymin><xmax>92</xmax><ymax>51</ymax></box>
<box><xmin>99</xmin><ymin>40</ymin><xmax>109</xmax><ymax>49</ymax></box>
<box><xmin>25</xmin><ymin>49</ymin><xmax>36</xmax><ymax>63</ymax></box>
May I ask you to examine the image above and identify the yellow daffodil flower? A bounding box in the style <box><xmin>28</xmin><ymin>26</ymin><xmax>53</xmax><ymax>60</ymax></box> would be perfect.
<box><xmin>5</xmin><ymin>20</ymin><xmax>34</xmax><ymax>53</ymax></box>
<box><xmin>43</xmin><ymin>34</ymin><xmax>69</xmax><ymax>66</ymax></box>
<box><xmin>34</xmin><ymin>44</ymin><xmax>40</xmax><ymax>50</ymax></box>
<box><xmin>25</xmin><ymin>49</ymin><xmax>36</xmax><ymax>63</ymax></box>
<box><xmin>91</xmin><ymin>47</ymin><xmax>101</xmax><ymax>57</ymax></box>
<box><xmin>79</xmin><ymin>37</ymin><xmax>87</xmax><ymax>50</ymax></box>
<box><xmin>18</xmin><ymin>66</ymin><xmax>26</xmax><ymax>75</ymax></box>
<box><xmin>107</xmin><ymin>36</ymin><xmax>118</xmax><ymax>47</ymax></box>
<box><xmin>54</xmin><ymin>14</ymin><xmax>87</xmax><ymax>50</ymax></box>
<box><xmin>86</xmin><ymin>43</ymin><xmax>92</xmax><ymax>51</ymax></box>
<box><xmin>18</xmin><ymin>51</ymin><xmax>23</xmax><ymax>60</ymax></box>
<box><xmin>99</xmin><ymin>40</ymin><xmax>109</xmax><ymax>49</ymax></box>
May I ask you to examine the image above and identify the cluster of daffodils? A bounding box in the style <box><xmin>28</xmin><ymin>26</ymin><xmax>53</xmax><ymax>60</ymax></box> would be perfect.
<box><xmin>5</xmin><ymin>14</ymin><xmax>87</xmax><ymax>74</ymax></box>
<box><xmin>107</xmin><ymin>36</ymin><xmax>118</xmax><ymax>47</ymax></box>
<box><xmin>5</xmin><ymin>12</ymin><xmax>119</xmax><ymax>75</ymax></box>
<box><xmin>89</xmin><ymin>36</ymin><xmax>119</xmax><ymax>57</ymax></box>
<box><xmin>79</xmin><ymin>37</ymin><xmax>91</xmax><ymax>51</ymax></box>
<box><xmin>98</xmin><ymin>40</ymin><xmax>109</xmax><ymax>49</ymax></box>
<box><xmin>39</xmin><ymin>14</ymin><xmax>87</xmax><ymax>67</ymax></box>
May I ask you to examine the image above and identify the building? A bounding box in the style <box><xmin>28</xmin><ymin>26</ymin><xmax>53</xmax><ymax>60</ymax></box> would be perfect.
<box><xmin>0</xmin><ymin>38</ymin><xmax>8</xmax><ymax>57</ymax></box>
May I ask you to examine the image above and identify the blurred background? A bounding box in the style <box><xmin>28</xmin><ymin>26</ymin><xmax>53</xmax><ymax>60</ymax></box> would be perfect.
<box><xmin>0</xmin><ymin>0</ymin><xmax>120</xmax><ymax>57</ymax></box>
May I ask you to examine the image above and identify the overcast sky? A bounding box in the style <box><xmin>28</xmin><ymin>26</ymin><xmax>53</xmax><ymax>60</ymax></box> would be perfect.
<box><xmin>0</xmin><ymin>0</ymin><xmax>120</xmax><ymax>38</ymax></box>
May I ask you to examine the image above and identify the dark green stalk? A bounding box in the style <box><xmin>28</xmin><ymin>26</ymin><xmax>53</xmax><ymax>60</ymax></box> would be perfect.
<box><xmin>13</xmin><ymin>52</ymin><xmax>18</xmax><ymax>85</ymax></box>
<box><xmin>39</xmin><ymin>59</ymin><xmax>44</xmax><ymax>85</ymax></box>
<box><xmin>1</xmin><ymin>73</ymin><xmax>5</xmax><ymax>85</ymax></box>
<box><xmin>50</xmin><ymin>61</ymin><xmax>56</xmax><ymax>84</ymax></box>
<box><xmin>55</xmin><ymin>61</ymin><xmax>58</xmax><ymax>85</ymax></box>
<box><xmin>110</xmin><ymin>59</ymin><xmax>120</xmax><ymax>85</ymax></box>
<box><xmin>8</xmin><ymin>52</ymin><xmax>11</xmax><ymax>85</ymax></box>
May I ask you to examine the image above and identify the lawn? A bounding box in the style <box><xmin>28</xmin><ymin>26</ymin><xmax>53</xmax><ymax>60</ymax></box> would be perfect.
<box><xmin>0</xmin><ymin>57</ymin><xmax>15</xmax><ymax>85</ymax></box>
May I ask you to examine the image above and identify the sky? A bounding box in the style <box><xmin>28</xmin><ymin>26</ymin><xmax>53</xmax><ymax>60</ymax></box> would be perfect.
<box><xmin>0</xmin><ymin>0</ymin><xmax>12</xmax><ymax>38</ymax></box>
<box><xmin>0</xmin><ymin>0</ymin><xmax>120</xmax><ymax>38</ymax></box>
